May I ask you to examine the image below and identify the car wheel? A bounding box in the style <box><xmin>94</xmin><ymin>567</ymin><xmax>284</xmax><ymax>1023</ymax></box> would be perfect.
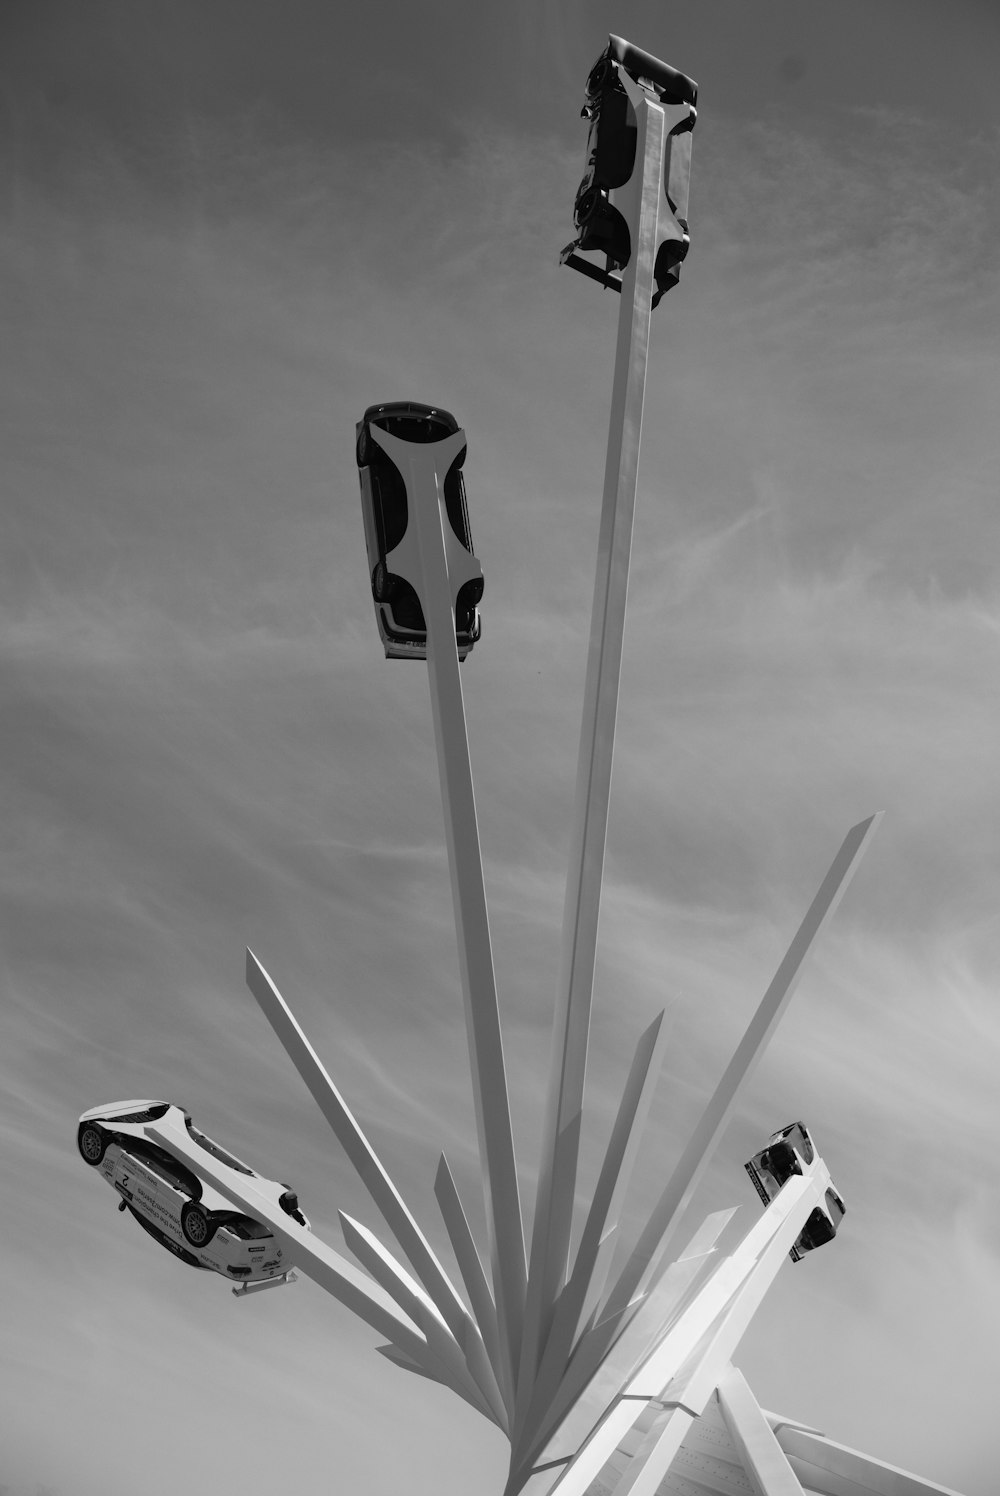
<box><xmin>373</xmin><ymin>562</ymin><xmax>395</xmax><ymax>602</ymax></box>
<box><xmin>574</xmin><ymin>186</ymin><xmax>605</xmax><ymax>230</ymax></box>
<box><xmin>181</xmin><ymin>1203</ymin><xmax>216</xmax><ymax>1248</ymax></box>
<box><xmin>356</xmin><ymin>427</ymin><xmax>370</xmax><ymax>467</ymax></box>
<box><xmin>78</xmin><ymin>1124</ymin><xmax>107</xmax><ymax>1166</ymax></box>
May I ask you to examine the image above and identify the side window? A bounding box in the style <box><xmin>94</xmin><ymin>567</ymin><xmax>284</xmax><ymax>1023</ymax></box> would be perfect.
<box><xmin>443</xmin><ymin>459</ymin><xmax>473</xmax><ymax>552</ymax></box>
<box><xmin>226</xmin><ymin>1214</ymin><xmax>272</xmax><ymax>1240</ymax></box>
<box><xmin>374</xmin><ymin>464</ymin><xmax>408</xmax><ymax>554</ymax></box>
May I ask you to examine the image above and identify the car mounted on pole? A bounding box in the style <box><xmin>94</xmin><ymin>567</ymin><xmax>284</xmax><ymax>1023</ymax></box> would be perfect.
<box><xmin>560</xmin><ymin>34</ymin><xmax>697</xmax><ymax>308</ymax></box>
<box><xmin>745</xmin><ymin>1121</ymin><xmax>847</xmax><ymax>1262</ymax></box>
<box><xmin>355</xmin><ymin>401</ymin><xmax>484</xmax><ymax>661</ymax></box>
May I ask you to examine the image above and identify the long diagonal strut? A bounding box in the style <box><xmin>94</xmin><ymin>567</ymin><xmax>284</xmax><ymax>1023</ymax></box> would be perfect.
<box><xmin>517</xmin><ymin>73</ymin><xmax>672</xmax><ymax>1436</ymax></box>
<box><xmin>370</xmin><ymin>425</ymin><xmax>528</xmax><ymax>1403</ymax></box>
<box><xmin>244</xmin><ymin>949</ymin><xmax>502</xmax><ymax>1417</ymax></box>
<box><xmin>519</xmin><ymin>1010</ymin><xmax>670</xmax><ymax>1450</ymax></box>
<box><xmin>516</xmin><ymin>814</ymin><xmax>881</xmax><ymax>1464</ymax></box>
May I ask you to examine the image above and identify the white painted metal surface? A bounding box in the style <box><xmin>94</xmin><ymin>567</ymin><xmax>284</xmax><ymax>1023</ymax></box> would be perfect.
<box><xmin>560</xmin><ymin>813</ymin><xmax>882</xmax><ymax>1399</ymax></box>
<box><xmin>716</xmin><ymin>1366</ymin><xmax>805</xmax><ymax>1496</ymax></box>
<box><xmin>535</xmin><ymin>1170</ymin><xmax>830</xmax><ymax>1496</ymax></box>
<box><xmin>773</xmin><ymin>1426</ymin><xmax>968</xmax><ymax>1496</ymax></box>
<box><xmin>245</xmin><ymin>950</ymin><xmax>477</xmax><ymax>1345</ymax></box>
<box><xmin>520</xmin><ymin>74</ymin><xmax>672</xmax><ymax>1433</ymax></box>
<box><xmin>369</xmin><ymin>422</ymin><xmax>528</xmax><ymax>1405</ymax></box>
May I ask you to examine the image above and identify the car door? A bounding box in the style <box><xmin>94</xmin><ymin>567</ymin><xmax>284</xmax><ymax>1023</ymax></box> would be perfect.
<box><xmin>117</xmin><ymin>1149</ymin><xmax>187</xmax><ymax>1246</ymax></box>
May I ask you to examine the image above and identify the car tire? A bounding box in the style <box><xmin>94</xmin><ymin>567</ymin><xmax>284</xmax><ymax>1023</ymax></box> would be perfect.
<box><xmin>78</xmin><ymin>1124</ymin><xmax>107</xmax><ymax>1166</ymax></box>
<box><xmin>574</xmin><ymin>186</ymin><xmax>605</xmax><ymax>230</ymax></box>
<box><xmin>181</xmin><ymin>1203</ymin><xmax>216</xmax><ymax>1249</ymax></box>
<box><xmin>356</xmin><ymin>428</ymin><xmax>370</xmax><ymax>467</ymax></box>
<box><xmin>372</xmin><ymin>562</ymin><xmax>395</xmax><ymax>602</ymax></box>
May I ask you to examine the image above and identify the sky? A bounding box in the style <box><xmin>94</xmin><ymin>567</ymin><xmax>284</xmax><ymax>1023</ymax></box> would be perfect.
<box><xmin>1</xmin><ymin>1</ymin><xmax>999</xmax><ymax>1493</ymax></box>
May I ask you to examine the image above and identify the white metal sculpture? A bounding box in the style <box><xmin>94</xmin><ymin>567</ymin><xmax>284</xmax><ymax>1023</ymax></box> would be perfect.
<box><xmin>123</xmin><ymin>34</ymin><xmax>964</xmax><ymax>1496</ymax></box>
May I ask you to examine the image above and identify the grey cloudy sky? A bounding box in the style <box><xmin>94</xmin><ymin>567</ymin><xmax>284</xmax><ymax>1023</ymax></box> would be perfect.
<box><xmin>2</xmin><ymin>2</ymin><xmax>999</xmax><ymax>1493</ymax></box>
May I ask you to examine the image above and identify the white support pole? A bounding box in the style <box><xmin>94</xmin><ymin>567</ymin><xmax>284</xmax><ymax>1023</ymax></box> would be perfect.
<box><xmin>596</xmin><ymin>1206</ymin><xmax>736</xmax><ymax>1361</ymax></box>
<box><xmin>244</xmin><ymin>950</ymin><xmax>481</xmax><ymax>1352</ymax></box>
<box><xmin>370</xmin><ymin>425</ymin><xmax>527</xmax><ymax>1396</ymax></box>
<box><xmin>338</xmin><ymin>1210</ymin><xmax>506</xmax><ymax>1426</ymax></box>
<box><xmin>520</xmin><ymin>1012</ymin><xmax>669</xmax><ymax>1445</ymax></box>
<box><xmin>435</xmin><ymin>1154</ymin><xmax>509</xmax><ymax>1413</ymax></box>
<box><xmin>606</xmin><ymin>1403</ymin><xmax>697</xmax><ymax>1496</ymax></box>
<box><xmin>610</xmin><ymin>814</ymin><xmax>879</xmax><ymax>1306</ymax></box>
<box><xmin>569</xmin><ymin>1011</ymin><xmax>671</xmax><ymax>1325</ymax></box>
<box><xmin>543</xmin><ymin>813</ymin><xmax>880</xmax><ymax>1420</ymax></box>
<box><xmin>519</xmin><ymin>69</ymin><xmax>670</xmax><ymax>1423</ymax></box>
<box><xmin>716</xmin><ymin>1365</ymin><xmax>806</xmax><ymax>1496</ymax></box>
<box><xmin>514</xmin><ymin>1208</ymin><xmax>735</xmax><ymax>1491</ymax></box>
<box><xmin>772</xmin><ymin>1426</ymin><xmax>968</xmax><ymax>1496</ymax></box>
<box><xmin>604</xmin><ymin>1205</ymin><xmax>822</xmax><ymax>1496</ymax></box>
<box><xmin>537</xmin><ymin>1169</ymin><xmax>827</xmax><ymax>1496</ymax></box>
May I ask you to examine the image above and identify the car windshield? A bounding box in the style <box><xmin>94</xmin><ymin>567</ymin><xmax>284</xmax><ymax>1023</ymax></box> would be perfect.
<box><xmin>224</xmin><ymin>1214</ymin><xmax>272</xmax><ymax>1240</ymax></box>
<box><xmin>108</xmin><ymin>1103</ymin><xmax>170</xmax><ymax>1124</ymax></box>
<box><xmin>184</xmin><ymin>1118</ymin><xmax>254</xmax><ymax>1175</ymax></box>
<box><xmin>776</xmin><ymin>1122</ymin><xmax>814</xmax><ymax>1164</ymax></box>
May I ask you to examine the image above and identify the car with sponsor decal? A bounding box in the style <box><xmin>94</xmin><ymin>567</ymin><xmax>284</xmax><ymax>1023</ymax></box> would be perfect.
<box><xmin>744</xmin><ymin>1121</ymin><xmax>846</xmax><ymax>1263</ymax></box>
<box><xmin>77</xmin><ymin>1100</ymin><xmax>309</xmax><ymax>1292</ymax></box>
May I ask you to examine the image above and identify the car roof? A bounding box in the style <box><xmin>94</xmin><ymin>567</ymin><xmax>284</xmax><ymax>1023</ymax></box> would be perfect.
<box><xmin>362</xmin><ymin>400</ymin><xmax>458</xmax><ymax>432</ymax></box>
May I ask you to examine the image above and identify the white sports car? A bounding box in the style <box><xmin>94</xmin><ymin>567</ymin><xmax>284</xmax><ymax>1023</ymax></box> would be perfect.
<box><xmin>78</xmin><ymin>1100</ymin><xmax>309</xmax><ymax>1291</ymax></box>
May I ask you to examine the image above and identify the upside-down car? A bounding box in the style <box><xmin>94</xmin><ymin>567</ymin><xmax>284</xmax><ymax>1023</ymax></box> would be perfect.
<box><xmin>744</xmin><ymin>1120</ymin><xmax>846</xmax><ymax>1263</ymax></box>
<box><xmin>78</xmin><ymin>1100</ymin><xmax>308</xmax><ymax>1291</ymax></box>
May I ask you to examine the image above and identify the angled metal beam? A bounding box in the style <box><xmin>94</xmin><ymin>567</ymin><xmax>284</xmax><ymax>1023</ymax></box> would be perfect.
<box><xmin>519</xmin><ymin>1012</ymin><xmax>669</xmax><ymax>1446</ymax></box>
<box><xmin>376</xmin><ymin>1343</ymin><xmax>440</xmax><ymax>1382</ymax></box>
<box><xmin>629</xmin><ymin>1174</ymin><xmax>827</xmax><ymax>1401</ymax></box>
<box><xmin>519</xmin><ymin>70</ymin><xmax>672</xmax><ymax>1423</ymax></box>
<box><xmin>339</xmin><ymin>1211</ymin><xmax>505</xmax><ymax>1426</ymax></box>
<box><xmin>514</xmin><ymin>1208</ymin><xmax>734</xmax><ymax>1486</ymax></box>
<box><xmin>434</xmin><ymin>1154</ymin><xmax>509</xmax><ymax>1413</ymax></box>
<box><xmin>371</xmin><ymin>425</ymin><xmax>527</xmax><ymax>1394</ymax></box>
<box><xmin>611</xmin><ymin>814</ymin><xmax>880</xmax><ymax>1309</ymax></box>
<box><xmin>774</xmin><ymin>1426</ymin><xmax>967</xmax><ymax>1496</ymax></box>
<box><xmin>536</xmin><ymin>1171</ymin><xmax>825</xmax><ymax>1496</ymax></box>
<box><xmin>587</xmin><ymin>1205</ymin><xmax>737</xmax><ymax>1392</ymax></box>
<box><xmin>568</xmin><ymin>1011</ymin><xmax>670</xmax><ymax>1329</ymax></box>
<box><xmin>604</xmin><ymin>1195</ymin><xmax>824</xmax><ymax>1496</ymax></box>
<box><xmin>608</xmin><ymin>1403</ymin><xmax>697</xmax><ymax>1496</ymax></box>
<box><xmin>716</xmin><ymin>1365</ymin><xmax>805</xmax><ymax>1496</ymax></box>
<box><xmin>542</xmin><ymin>813</ymin><xmax>880</xmax><ymax>1417</ymax></box>
<box><xmin>244</xmin><ymin>950</ymin><xmax>476</xmax><ymax>1349</ymax></box>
